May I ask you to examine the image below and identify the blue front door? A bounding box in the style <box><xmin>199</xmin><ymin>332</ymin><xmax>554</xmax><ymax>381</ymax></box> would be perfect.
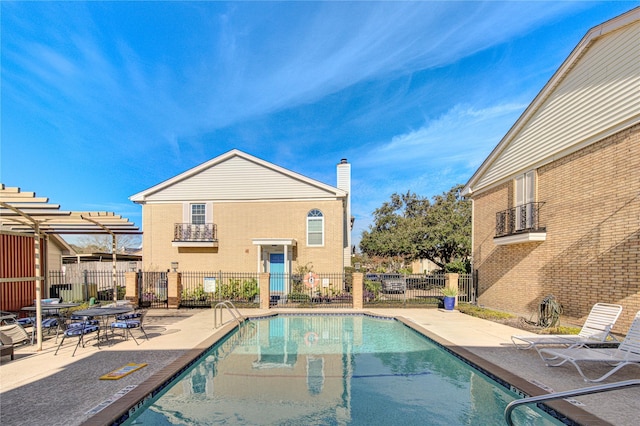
<box><xmin>270</xmin><ymin>253</ymin><xmax>285</xmax><ymax>293</ymax></box>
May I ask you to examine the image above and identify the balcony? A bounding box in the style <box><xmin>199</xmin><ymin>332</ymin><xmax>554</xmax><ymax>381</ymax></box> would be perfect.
<box><xmin>172</xmin><ymin>223</ymin><xmax>218</xmax><ymax>248</ymax></box>
<box><xmin>494</xmin><ymin>202</ymin><xmax>546</xmax><ymax>245</ymax></box>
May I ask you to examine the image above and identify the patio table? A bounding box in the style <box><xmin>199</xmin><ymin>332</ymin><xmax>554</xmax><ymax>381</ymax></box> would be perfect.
<box><xmin>71</xmin><ymin>306</ymin><xmax>133</xmax><ymax>344</ymax></box>
<box><xmin>20</xmin><ymin>303</ymin><xmax>81</xmax><ymax>343</ymax></box>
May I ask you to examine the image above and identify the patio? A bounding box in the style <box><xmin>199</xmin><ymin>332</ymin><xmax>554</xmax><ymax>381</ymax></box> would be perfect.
<box><xmin>0</xmin><ymin>308</ymin><xmax>638</xmax><ymax>425</ymax></box>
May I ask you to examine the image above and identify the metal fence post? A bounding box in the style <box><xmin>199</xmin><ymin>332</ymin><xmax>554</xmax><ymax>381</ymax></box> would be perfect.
<box><xmin>83</xmin><ymin>269</ymin><xmax>88</xmax><ymax>302</ymax></box>
<box><xmin>137</xmin><ymin>271</ymin><xmax>143</xmax><ymax>306</ymax></box>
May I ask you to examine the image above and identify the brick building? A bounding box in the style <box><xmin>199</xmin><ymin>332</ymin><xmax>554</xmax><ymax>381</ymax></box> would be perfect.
<box><xmin>462</xmin><ymin>8</ymin><xmax>640</xmax><ymax>330</ymax></box>
<box><xmin>130</xmin><ymin>149</ymin><xmax>352</xmax><ymax>278</ymax></box>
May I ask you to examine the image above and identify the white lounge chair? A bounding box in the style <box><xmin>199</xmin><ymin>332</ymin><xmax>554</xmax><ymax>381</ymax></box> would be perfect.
<box><xmin>538</xmin><ymin>311</ymin><xmax>640</xmax><ymax>382</ymax></box>
<box><xmin>0</xmin><ymin>322</ymin><xmax>31</xmax><ymax>346</ymax></box>
<box><xmin>511</xmin><ymin>303</ymin><xmax>623</xmax><ymax>351</ymax></box>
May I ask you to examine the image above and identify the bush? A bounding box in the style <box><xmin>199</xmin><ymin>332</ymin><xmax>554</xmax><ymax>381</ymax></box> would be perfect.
<box><xmin>287</xmin><ymin>292</ymin><xmax>310</xmax><ymax>303</ymax></box>
<box><xmin>364</xmin><ymin>279</ymin><xmax>381</xmax><ymax>295</ymax></box>
<box><xmin>444</xmin><ymin>260</ymin><xmax>470</xmax><ymax>274</ymax></box>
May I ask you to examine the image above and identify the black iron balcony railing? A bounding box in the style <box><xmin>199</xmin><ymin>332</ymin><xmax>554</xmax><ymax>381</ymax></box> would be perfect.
<box><xmin>173</xmin><ymin>223</ymin><xmax>217</xmax><ymax>242</ymax></box>
<box><xmin>495</xmin><ymin>202</ymin><xmax>545</xmax><ymax>237</ymax></box>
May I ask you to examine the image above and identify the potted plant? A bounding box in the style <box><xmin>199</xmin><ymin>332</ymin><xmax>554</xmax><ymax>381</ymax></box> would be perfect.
<box><xmin>440</xmin><ymin>287</ymin><xmax>458</xmax><ymax>310</ymax></box>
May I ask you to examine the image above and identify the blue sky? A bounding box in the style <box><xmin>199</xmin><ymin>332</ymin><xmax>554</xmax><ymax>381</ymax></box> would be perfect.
<box><xmin>2</xmin><ymin>1</ymin><xmax>637</xmax><ymax>248</ymax></box>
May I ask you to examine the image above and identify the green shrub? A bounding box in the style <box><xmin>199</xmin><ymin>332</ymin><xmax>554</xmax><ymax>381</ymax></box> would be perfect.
<box><xmin>444</xmin><ymin>260</ymin><xmax>470</xmax><ymax>273</ymax></box>
<box><xmin>440</xmin><ymin>287</ymin><xmax>458</xmax><ymax>297</ymax></box>
<box><xmin>287</xmin><ymin>292</ymin><xmax>310</xmax><ymax>303</ymax></box>
<box><xmin>364</xmin><ymin>279</ymin><xmax>381</xmax><ymax>296</ymax></box>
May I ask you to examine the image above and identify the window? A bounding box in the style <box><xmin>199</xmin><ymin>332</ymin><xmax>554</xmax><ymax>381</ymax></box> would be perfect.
<box><xmin>515</xmin><ymin>171</ymin><xmax>535</xmax><ymax>230</ymax></box>
<box><xmin>307</xmin><ymin>209</ymin><xmax>324</xmax><ymax>246</ymax></box>
<box><xmin>191</xmin><ymin>204</ymin><xmax>206</xmax><ymax>225</ymax></box>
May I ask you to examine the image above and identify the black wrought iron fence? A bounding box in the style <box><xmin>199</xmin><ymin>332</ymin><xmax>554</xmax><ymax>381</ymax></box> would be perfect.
<box><xmin>47</xmin><ymin>270</ymin><xmax>126</xmax><ymax>302</ymax></box>
<box><xmin>363</xmin><ymin>273</ymin><xmax>445</xmax><ymax>307</ymax></box>
<box><xmin>139</xmin><ymin>271</ymin><xmax>168</xmax><ymax>308</ymax></box>
<box><xmin>270</xmin><ymin>272</ymin><xmax>352</xmax><ymax>308</ymax></box>
<box><xmin>458</xmin><ymin>272</ymin><xmax>476</xmax><ymax>303</ymax></box>
<box><xmin>363</xmin><ymin>272</ymin><xmax>474</xmax><ymax>307</ymax></box>
<box><xmin>180</xmin><ymin>272</ymin><xmax>260</xmax><ymax>308</ymax></box>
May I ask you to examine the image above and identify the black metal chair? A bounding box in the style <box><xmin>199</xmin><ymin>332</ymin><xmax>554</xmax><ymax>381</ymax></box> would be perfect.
<box><xmin>54</xmin><ymin>315</ymin><xmax>100</xmax><ymax>357</ymax></box>
<box><xmin>110</xmin><ymin>309</ymin><xmax>149</xmax><ymax>345</ymax></box>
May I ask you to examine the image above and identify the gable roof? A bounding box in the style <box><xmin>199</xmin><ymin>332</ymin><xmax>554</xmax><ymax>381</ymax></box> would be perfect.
<box><xmin>130</xmin><ymin>149</ymin><xmax>347</xmax><ymax>203</ymax></box>
<box><xmin>463</xmin><ymin>7</ymin><xmax>640</xmax><ymax>197</ymax></box>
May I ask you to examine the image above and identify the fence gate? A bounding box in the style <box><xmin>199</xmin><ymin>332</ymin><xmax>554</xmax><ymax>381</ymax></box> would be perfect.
<box><xmin>138</xmin><ymin>272</ymin><xmax>168</xmax><ymax>308</ymax></box>
<box><xmin>458</xmin><ymin>272</ymin><xmax>477</xmax><ymax>304</ymax></box>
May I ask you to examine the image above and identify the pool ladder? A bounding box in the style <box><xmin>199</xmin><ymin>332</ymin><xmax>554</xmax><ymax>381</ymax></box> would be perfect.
<box><xmin>213</xmin><ymin>300</ymin><xmax>244</xmax><ymax>328</ymax></box>
<box><xmin>505</xmin><ymin>379</ymin><xmax>640</xmax><ymax>425</ymax></box>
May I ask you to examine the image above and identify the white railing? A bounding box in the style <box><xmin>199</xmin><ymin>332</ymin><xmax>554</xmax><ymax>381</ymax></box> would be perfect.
<box><xmin>213</xmin><ymin>300</ymin><xmax>244</xmax><ymax>328</ymax></box>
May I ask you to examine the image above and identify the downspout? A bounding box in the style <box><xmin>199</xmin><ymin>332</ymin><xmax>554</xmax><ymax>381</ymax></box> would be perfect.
<box><xmin>470</xmin><ymin>197</ymin><xmax>476</xmax><ymax>304</ymax></box>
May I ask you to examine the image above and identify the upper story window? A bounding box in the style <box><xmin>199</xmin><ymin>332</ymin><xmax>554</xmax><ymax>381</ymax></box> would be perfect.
<box><xmin>307</xmin><ymin>209</ymin><xmax>324</xmax><ymax>246</ymax></box>
<box><xmin>191</xmin><ymin>203</ymin><xmax>206</xmax><ymax>225</ymax></box>
<box><xmin>515</xmin><ymin>171</ymin><xmax>536</xmax><ymax>231</ymax></box>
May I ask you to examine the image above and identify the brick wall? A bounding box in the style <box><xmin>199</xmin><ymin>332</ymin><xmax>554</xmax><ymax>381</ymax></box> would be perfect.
<box><xmin>142</xmin><ymin>199</ymin><xmax>345</xmax><ymax>273</ymax></box>
<box><xmin>472</xmin><ymin>123</ymin><xmax>640</xmax><ymax>331</ymax></box>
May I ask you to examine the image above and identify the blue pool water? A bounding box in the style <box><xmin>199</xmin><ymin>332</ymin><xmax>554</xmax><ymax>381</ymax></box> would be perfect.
<box><xmin>126</xmin><ymin>315</ymin><xmax>563</xmax><ymax>425</ymax></box>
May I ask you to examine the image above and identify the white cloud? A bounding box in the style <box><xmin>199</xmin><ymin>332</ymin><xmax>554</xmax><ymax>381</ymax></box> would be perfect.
<box><xmin>350</xmin><ymin>101</ymin><xmax>526</xmax><ymax>244</ymax></box>
<box><xmin>361</xmin><ymin>102</ymin><xmax>526</xmax><ymax>169</ymax></box>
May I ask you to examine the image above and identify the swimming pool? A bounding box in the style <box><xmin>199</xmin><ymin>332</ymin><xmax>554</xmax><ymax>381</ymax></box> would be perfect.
<box><xmin>125</xmin><ymin>314</ymin><xmax>563</xmax><ymax>425</ymax></box>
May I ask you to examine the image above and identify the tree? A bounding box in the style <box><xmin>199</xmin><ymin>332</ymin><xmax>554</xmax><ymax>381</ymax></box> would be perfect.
<box><xmin>359</xmin><ymin>184</ymin><xmax>471</xmax><ymax>269</ymax></box>
<box><xmin>72</xmin><ymin>234</ymin><xmax>141</xmax><ymax>254</ymax></box>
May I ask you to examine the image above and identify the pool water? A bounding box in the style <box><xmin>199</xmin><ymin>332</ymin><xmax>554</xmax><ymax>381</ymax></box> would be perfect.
<box><xmin>126</xmin><ymin>315</ymin><xmax>562</xmax><ymax>425</ymax></box>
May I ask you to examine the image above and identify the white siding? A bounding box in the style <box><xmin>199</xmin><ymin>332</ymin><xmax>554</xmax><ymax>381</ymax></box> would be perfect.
<box><xmin>145</xmin><ymin>155</ymin><xmax>339</xmax><ymax>201</ymax></box>
<box><xmin>474</xmin><ymin>21</ymin><xmax>640</xmax><ymax>191</ymax></box>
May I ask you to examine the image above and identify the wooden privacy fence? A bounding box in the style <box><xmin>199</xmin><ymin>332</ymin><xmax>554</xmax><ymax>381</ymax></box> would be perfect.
<box><xmin>0</xmin><ymin>233</ymin><xmax>45</xmax><ymax>312</ymax></box>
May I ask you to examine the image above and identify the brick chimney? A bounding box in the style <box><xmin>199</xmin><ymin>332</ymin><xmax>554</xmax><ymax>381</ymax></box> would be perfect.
<box><xmin>337</xmin><ymin>159</ymin><xmax>352</xmax><ymax>267</ymax></box>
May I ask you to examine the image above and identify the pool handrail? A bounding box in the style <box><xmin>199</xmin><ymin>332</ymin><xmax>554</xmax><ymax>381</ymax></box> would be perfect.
<box><xmin>213</xmin><ymin>300</ymin><xmax>244</xmax><ymax>328</ymax></box>
<box><xmin>505</xmin><ymin>379</ymin><xmax>640</xmax><ymax>425</ymax></box>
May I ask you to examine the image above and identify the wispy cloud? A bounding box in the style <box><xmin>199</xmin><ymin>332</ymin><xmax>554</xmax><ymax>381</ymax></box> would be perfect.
<box><xmin>350</xmin><ymin>101</ymin><xmax>526</xmax><ymax>237</ymax></box>
<box><xmin>364</xmin><ymin>103</ymin><xmax>526</xmax><ymax>168</ymax></box>
<box><xmin>1</xmin><ymin>1</ymin><xmax>580</xmax><ymax>156</ymax></box>
<box><xmin>2</xmin><ymin>0</ymin><xmax>615</xmax><ymax>239</ymax></box>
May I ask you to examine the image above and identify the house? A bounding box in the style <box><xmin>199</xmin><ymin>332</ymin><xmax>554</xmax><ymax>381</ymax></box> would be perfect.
<box><xmin>462</xmin><ymin>8</ymin><xmax>640</xmax><ymax>330</ymax></box>
<box><xmin>130</xmin><ymin>149</ymin><xmax>352</xmax><ymax>276</ymax></box>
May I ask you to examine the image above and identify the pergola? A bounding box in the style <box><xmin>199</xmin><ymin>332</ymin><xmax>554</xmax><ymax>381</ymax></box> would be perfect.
<box><xmin>0</xmin><ymin>185</ymin><xmax>140</xmax><ymax>350</ymax></box>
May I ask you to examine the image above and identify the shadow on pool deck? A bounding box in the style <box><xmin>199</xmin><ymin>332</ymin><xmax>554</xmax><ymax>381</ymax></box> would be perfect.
<box><xmin>1</xmin><ymin>308</ymin><xmax>638</xmax><ymax>425</ymax></box>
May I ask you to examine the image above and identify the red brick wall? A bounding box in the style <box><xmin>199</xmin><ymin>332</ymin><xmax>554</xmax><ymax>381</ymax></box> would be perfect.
<box><xmin>472</xmin><ymin>123</ymin><xmax>640</xmax><ymax>331</ymax></box>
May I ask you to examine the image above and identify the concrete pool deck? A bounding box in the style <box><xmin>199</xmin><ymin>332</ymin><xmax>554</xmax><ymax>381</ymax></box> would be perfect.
<box><xmin>0</xmin><ymin>308</ymin><xmax>638</xmax><ymax>425</ymax></box>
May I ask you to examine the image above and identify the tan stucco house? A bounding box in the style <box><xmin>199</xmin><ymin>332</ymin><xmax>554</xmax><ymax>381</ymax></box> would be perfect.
<box><xmin>130</xmin><ymin>149</ymin><xmax>352</xmax><ymax>276</ymax></box>
<box><xmin>462</xmin><ymin>8</ymin><xmax>640</xmax><ymax>330</ymax></box>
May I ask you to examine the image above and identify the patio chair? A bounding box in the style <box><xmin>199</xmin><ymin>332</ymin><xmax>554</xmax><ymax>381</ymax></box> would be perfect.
<box><xmin>18</xmin><ymin>314</ymin><xmax>66</xmax><ymax>343</ymax></box>
<box><xmin>538</xmin><ymin>311</ymin><xmax>640</xmax><ymax>382</ymax></box>
<box><xmin>110</xmin><ymin>309</ymin><xmax>148</xmax><ymax>345</ymax></box>
<box><xmin>0</xmin><ymin>331</ymin><xmax>14</xmax><ymax>361</ymax></box>
<box><xmin>54</xmin><ymin>316</ymin><xmax>101</xmax><ymax>357</ymax></box>
<box><xmin>511</xmin><ymin>303</ymin><xmax>623</xmax><ymax>352</ymax></box>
